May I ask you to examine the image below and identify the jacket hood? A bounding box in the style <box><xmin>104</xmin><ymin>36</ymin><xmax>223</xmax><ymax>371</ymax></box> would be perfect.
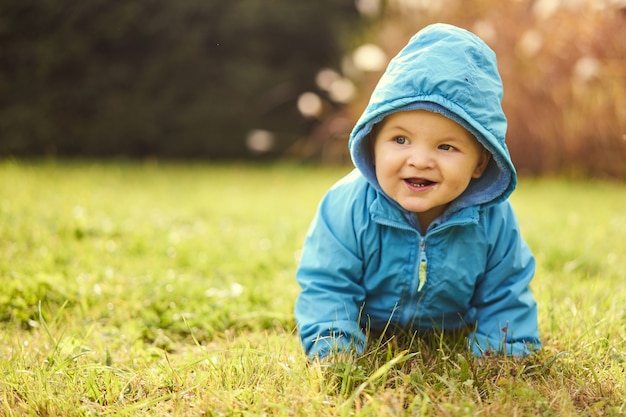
<box><xmin>349</xmin><ymin>23</ymin><xmax>516</xmax><ymax>213</ymax></box>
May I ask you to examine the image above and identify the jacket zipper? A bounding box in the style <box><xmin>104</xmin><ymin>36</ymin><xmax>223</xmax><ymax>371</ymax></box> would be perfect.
<box><xmin>417</xmin><ymin>238</ymin><xmax>427</xmax><ymax>292</ymax></box>
<box><xmin>370</xmin><ymin>215</ymin><xmax>429</xmax><ymax>293</ymax></box>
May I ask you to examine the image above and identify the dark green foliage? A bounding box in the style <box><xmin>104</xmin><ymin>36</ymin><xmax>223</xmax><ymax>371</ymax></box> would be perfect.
<box><xmin>0</xmin><ymin>275</ymin><xmax>73</xmax><ymax>327</ymax></box>
<box><xmin>0</xmin><ymin>0</ymin><xmax>362</xmax><ymax>158</ymax></box>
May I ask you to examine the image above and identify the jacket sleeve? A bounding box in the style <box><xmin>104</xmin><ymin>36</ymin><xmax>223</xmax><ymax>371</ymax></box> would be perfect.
<box><xmin>294</xmin><ymin>185</ymin><xmax>368</xmax><ymax>359</ymax></box>
<box><xmin>468</xmin><ymin>202</ymin><xmax>541</xmax><ymax>357</ymax></box>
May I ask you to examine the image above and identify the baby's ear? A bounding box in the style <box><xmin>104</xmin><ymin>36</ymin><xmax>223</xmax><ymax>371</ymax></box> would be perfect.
<box><xmin>472</xmin><ymin>148</ymin><xmax>491</xmax><ymax>178</ymax></box>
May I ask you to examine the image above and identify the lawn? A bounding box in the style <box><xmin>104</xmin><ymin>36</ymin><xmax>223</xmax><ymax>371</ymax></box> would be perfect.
<box><xmin>0</xmin><ymin>160</ymin><xmax>624</xmax><ymax>416</ymax></box>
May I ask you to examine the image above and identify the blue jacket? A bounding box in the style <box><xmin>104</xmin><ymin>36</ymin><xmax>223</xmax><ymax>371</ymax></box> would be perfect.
<box><xmin>295</xmin><ymin>24</ymin><xmax>540</xmax><ymax>358</ymax></box>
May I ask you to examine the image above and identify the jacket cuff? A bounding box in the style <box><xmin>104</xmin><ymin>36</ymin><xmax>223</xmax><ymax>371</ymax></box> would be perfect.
<box><xmin>467</xmin><ymin>332</ymin><xmax>541</xmax><ymax>358</ymax></box>
<box><xmin>307</xmin><ymin>332</ymin><xmax>366</xmax><ymax>360</ymax></box>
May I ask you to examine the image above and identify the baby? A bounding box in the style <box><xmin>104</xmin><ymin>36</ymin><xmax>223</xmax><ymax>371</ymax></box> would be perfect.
<box><xmin>294</xmin><ymin>23</ymin><xmax>540</xmax><ymax>359</ymax></box>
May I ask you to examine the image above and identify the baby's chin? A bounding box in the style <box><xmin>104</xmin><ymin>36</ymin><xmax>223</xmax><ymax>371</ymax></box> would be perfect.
<box><xmin>398</xmin><ymin>201</ymin><xmax>447</xmax><ymax>219</ymax></box>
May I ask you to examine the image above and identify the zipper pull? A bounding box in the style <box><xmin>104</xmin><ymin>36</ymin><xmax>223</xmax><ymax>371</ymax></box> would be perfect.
<box><xmin>417</xmin><ymin>240</ymin><xmax>427</xmax><ymax>292</ymax></box>
<box><xmin>418</xmin><ymin>259</ymin><xmax>427</xmax><ymax>292</ymax></box>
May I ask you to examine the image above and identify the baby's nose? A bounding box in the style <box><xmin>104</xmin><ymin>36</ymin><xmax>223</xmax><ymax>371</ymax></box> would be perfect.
<box><xmin>407</xmin><ymin>148</ymin><xmax>435</xmax><ymax>168</ymax></box>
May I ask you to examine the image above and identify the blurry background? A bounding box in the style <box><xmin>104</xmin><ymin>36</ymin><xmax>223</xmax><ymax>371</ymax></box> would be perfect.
<box><xmin>0</xmin><ymin>0</ymin><xmax>624</xmax><ymax>177</ymax></box>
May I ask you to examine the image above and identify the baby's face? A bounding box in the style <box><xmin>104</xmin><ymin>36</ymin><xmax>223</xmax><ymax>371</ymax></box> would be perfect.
<box><xmin>373</xmin><ymin>109</ymin><xmax>490</xmax><ymax>227</ymax></box>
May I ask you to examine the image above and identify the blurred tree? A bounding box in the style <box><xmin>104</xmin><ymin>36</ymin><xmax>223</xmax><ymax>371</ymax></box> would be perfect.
<box><xmin>0</xmin><ymin>0</ymin><xmax>363</xmax><ymax>158</ymax></box>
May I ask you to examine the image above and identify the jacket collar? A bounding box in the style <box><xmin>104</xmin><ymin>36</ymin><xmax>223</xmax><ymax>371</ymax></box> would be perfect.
<box><xmin>369</xmin><ymin>191</ymin><xmax>480</xmax><ymax>234</ymax></box>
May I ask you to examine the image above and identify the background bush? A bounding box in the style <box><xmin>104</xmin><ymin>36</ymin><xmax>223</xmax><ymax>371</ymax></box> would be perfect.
<box><xmin>0</xmin><ymin>0</ymin><xmax>361</xmax><ymax>158</ymax></box>
<box><xmin>0</xmin><ymin>0</ymin><xmax>624</xmax><ymax>177</ymax></box>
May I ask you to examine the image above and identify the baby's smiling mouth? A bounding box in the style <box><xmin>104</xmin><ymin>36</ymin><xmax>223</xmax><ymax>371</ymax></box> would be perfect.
<box><xmin>404</xmin><ymin>177</ymin><xmax>436</xmax><ymax>188</ymax></box>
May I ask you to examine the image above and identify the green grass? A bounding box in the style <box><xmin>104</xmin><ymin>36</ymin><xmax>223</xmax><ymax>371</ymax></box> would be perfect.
<box><xmin>0</xmin><ymin>160</ymin><xmax>624</xmax><ymax>416</ymax></box>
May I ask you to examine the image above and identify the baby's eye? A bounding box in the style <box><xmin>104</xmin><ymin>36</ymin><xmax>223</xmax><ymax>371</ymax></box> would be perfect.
<box><xmin>394</xmin><ymin>136</ymin><xmax>407</xmax><ymax>145</ymax></box>
<box><xmin>438</xmin><ymin>144</ymin><xmax>455</xmax><ymax>151</ymax></box>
